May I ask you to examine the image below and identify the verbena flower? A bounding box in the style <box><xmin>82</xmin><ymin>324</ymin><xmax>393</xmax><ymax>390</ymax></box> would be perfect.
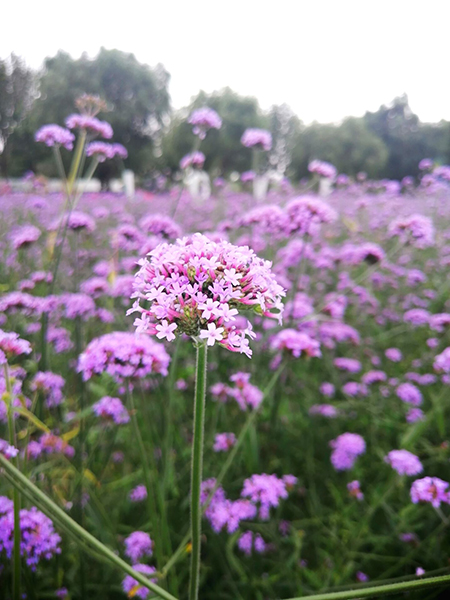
<box><xmin>241</xmin><ymin>128</ymin><xmax>272</xmax><ymax>151</ymax></box>
<box><xmin>65</xmin><ymin>114</ymin><xmax>113</xmax><ymax>139</ymax></box>
<box><xmin>238</xmin><ymin>531</ymin><xmax>267</xmax><ymax>556</ymax></box>
<box><xmin>410</xmin><ymin>477</ymin><xmax>450</xmax><ymax>508</ymax></box>
<box><xmin>188</xmin><ymin>107</ymin><xmax>222</xmax><ymax>139</ymax></box>
<box><xmin>11</xmin><ymin>225</ymin><xmax>41</xmax><ymax>250</ymax></box>
<box><xmin>35</xmin><ymin>125</ymin><xmax>75</xmax><ymax>150</ymax></box>
<box><xmin>129</xmin><ymin>233</ymin><xmax>285</xmax><ymax>358</ymax></box>
<box><xmin>0</xmin><ymin>329</ymin><xmax>32</xmax><ymax>364</ymax></box>
<box><xmin>124</xmin><ymin>531</ymin><xmax>153</xmax><ymax>563</ymax></box>
<box><xmin>30</xmin><ymin>371</ymin><xmax>65</xmax><ymax>408</ymax></box>
<box><xmin>213</xmin><ymin>432</ymin><xmax>236</xmax><ymax>452</ymax></box>
<box><xmin>270</xmin><ymin>329</ymin><xmax>321</xmax><ymax>358</ymax></box>
<box><xmin>85</xmin><ymin>141</ymin><xmax>128</xmax><ymax>161</ymax></box>
<box><xmin>396</xmin><ymin>383</ymin><xmax>423</xmax><ymax>406</ymax></box>
<box><xmin>241</xmin><ymin>473</ymin><xmax>296</xmax><ymax>520</ymax></box>
<box><xmin>389</xmin><ymin>214</ymin><xmax>435</xmax><ymax>248</ymax></box>
<box><xmin>347</xmin><ymin>480</ymin><xmax>364</xmax><ymax>500</ymax></box>
<box><xmin>129</xmin><ymin>485</ymin><xmax>148</xmax><ymax>503</ymax></box>
<box><xmin>309</xmin><ymin>404</ymin><xmax>339</xmax><ymax>418</ymax></box>
<box><xmin>92</xmin><ymin>396</ymin><xmax>130</xmax><ymax>425</ymax></box>
<box><xmin>0</xmin><ymin>499</ymin><xmax>61</xmax><ymax>569</ymax></box>
<box><xmin>122</xmin><ymin>564</ymin><xmax>156</xmax><ymax>599</ymax></box>
<box><xmin>308</xmin><ymin>159</ymin><xmax>337</xmax><ymax>180</ymax></box>
<box><xmin>78</xmin><ymin>332</ymin><xmax>170</xmax><ymax>382</ymax></box>
<box><xmin>180</xmin><ymin>151</ymin><xmax>206</xmax><ymax>169</ymax></box>
<box><xmin>330</xmin><ymin>433</ymin><xmax>366</xmax><ymax>471</ymax></box>
<box><xmin>385</xmin><ymin>450</ymin><xmax>423</xmax><ymax>476</ymax></box>
<box><xmin>434</xmin><ymin>347</ymin><xmax>450</xmax><ymax>372</ymax></box>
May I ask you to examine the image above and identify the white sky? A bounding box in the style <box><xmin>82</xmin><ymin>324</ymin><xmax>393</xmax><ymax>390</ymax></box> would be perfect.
<box><xmin>1</xmin><ymin>0</ymin><xmax>449</xmax><ymax>124</ymax></box>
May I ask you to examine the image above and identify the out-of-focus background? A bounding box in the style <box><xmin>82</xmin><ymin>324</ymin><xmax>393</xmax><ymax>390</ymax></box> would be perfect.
<box><xmin>1</xmin><ymin>0</ymin><xmax>450</xmax><ymax>186</ymax></box>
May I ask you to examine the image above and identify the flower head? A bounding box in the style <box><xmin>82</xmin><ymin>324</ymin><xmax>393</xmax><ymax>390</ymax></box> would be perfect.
<box><xmin>35</xmin><ymin>125</ymin><xmax>75</xmax><ymax>150</ymax></box>
<box><xmin>188</xmin><ymin>107</ymin><xmax>222</xmax><ymax>139</ymax></box>
<box><xmin>241</xmin><ymin>128</ymin><xmax>272</xmax><ymax>151</ymax></box>
<box><xmin>129</xmin><ymin>233</ymin><xmax>285</xmax><ymax>358</ymax></box>
<box><xmin>330</xmin><ymin>433</ymin><xmax>366</xmax><ymax>471</ymax></box>
<box><xmin>385</xmin><ymin>450</ymin><xmax>423</xmax><ymax>476</ymax></box>
<box><xmin>78</xmin><ymin>331</ymin><xmax>170</xmax><ymax>382</ymax></box>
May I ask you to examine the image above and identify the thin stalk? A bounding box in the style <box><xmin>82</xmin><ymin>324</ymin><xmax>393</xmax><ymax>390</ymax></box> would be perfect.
<box><xmin>161</xmin><ymin>363</ymin><xmax>285</xmax><ymax>578</ymax></box>
<box><xmin>71</xmin><ymin>156</ymin><xmax>99</xmax><ymax>211</ymax></box>
<box><xmin>125</xmin><ymin>379</ymin><xmax>164</xmax><ymax>571</ymax></box>
<box><xmin>67</xmin><ymin>130</ymin><xmax>87</xmax><ymax>195</ymax></box>
<box><xmin>0</xmin><ymin>455</ymin><xmax>177</xmax><ymax>600</ymax></box>
<box><xmin>188</xmin><ymin>342</ymin><xmax>208</xmax><ymax>600</ymax></box>
<box><xmin>52</xmin><ymin>146</ymin><xmax>70</xmax><ymax>198</ymax></box>
<box><xmin>284</xmin><ymin>572</ymin><xmax>450</xmax><ymax>600</ymax></box>
<box><xmin>4</xmin><ymin>362</ymin><xmax>21</xmax><ymax>600</ymax></box>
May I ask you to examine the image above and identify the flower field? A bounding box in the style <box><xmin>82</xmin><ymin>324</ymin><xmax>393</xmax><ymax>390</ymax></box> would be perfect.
<box><xmin>2</xmin><ymin>107</ymin><xmax>450</xmax><ymax>600</ymax></box>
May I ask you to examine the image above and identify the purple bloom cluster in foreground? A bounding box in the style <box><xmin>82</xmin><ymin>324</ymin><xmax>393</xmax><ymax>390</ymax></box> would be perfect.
<box><xmin>129</xmin><ymin>233</ymin><xmax>285</xmax><ymax>357</ymax></box>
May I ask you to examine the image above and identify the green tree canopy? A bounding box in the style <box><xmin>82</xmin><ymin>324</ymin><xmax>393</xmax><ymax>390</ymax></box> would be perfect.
<box><xmin>161</xmin><ymin>87</ymin><xmax>268</xmax><ymax>175</ymax></box>
<box><xmin>4</xmin><ymin>48</ymin><xmax>170</xmax><ymax>178</ymax></box>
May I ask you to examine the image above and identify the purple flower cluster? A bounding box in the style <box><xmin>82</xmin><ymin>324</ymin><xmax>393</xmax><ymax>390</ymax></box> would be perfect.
<box><xmin>180</xmin><ymin>151</ymin><xmax>206</xmax><ymax>169</ymax></box>
<box><xmin>389</xmin><ymin>214</ymin><xmax>435</xmax><ymax>248</ymax></box>
<box><xmin>0</xmin><ymin>328</ymin><xmax>32</xmax><ymax>364</ymax></box>
<box><xmin>270</xmin><ymin>328</ymin><xmax>321</xmax><ymax>358</ymax></box>
<box><xmin>0</xmin><ymin>499</ymin><xmax>61</xmax><ymax>569</ymax></box>
<box><xmin>86</xmin><ymin>142</ymin><xmax>128</xmax><ymax>161</ymax></box>
<box><xmin>213</xmin><ymin>432</ymin><xmax>236</xmax><ymax>452</ymax></box>
<box><xmin>122</xmin><ymin>564</ymin><xmax>156</xmax><ymax>599</ymax></box>
<box><xmin>11</xmin><ymin>225</ymin><xmax>41</xmax><ymax>250</ymax></box>
<box><xmin>330</xmin><ymin>433</ymin><xmax>366</xmax><ymax>471</ymax></box>
<box><xmin>347</xmin><ymin>480</ymin><xmax>364</xmax><ymax>500</ymax></box>
<box><xmin>384</xmin><ymin>450</ymin><xmax>423</xmax><ymax>476</ymax></box>
<box><xmin>238</xmin><ymin>530</ymin><xmax>267</xmax><ymax>556</ymax></box>
<box><xmin>308</xmin><ymin>159</ymin><xmax>337</xmax><ymax>180</ymax></box>
<box><xmin>92</xmin><ymin>396</ymin><xmax>130</xmax><ymax>424</ymax></box>
<box><xmin>188</xmin><ymin>107</ymin><xmax>222</xmax><ymax>139</ymax></box>
<box><xmin>65</xmin><ymin>114</ymin><xmax>113</xmax><ymax>139</ymax></box>
<box><xmin>31</xmin><ymin>371</ymin><xmax>65</xmax><ymax>408</ymax></box>
<box><xmin>35</xmin><ymin>124</ymin><xmax>75</xmax><ymax>150</ymax></box>
<box><xmin>210</xmin><ymin>372</ymin><xmax>263</xmax><ymax>411</ymax></box>
<box><xmin>129</xmin><ymin>233</ymin><xmax>285</xmax><ymax>357</ymax></box>
<box><xmin>124</xmin><ymin>531</ymin><xmax>153</xmax><ymax>563</ymax></box>
<box><xmin>396</xmin><ymin>383</ymin><xmax>423</xmax><ymax>406</ymax></box>
<box><xmin>241</xmin><ymin>128</ymin><xmax>272</xmax><ymax>151</ymax></box>
<box><xmin>78</xmin><ymin>332</ymin><xmax>170</xmax><ymax>382</ymax></box>
<box><xmin>241</xmin><ymin>473</ymin><xmax>297</xmax><ymax>519</ymax></box>
<box><xmin>410</xmin><ymin>477</ymin><xmax>450</xmax><ymax>508</ymax></box>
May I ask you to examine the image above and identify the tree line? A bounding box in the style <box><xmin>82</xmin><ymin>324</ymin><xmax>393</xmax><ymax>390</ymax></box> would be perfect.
<box><xmin>1</xmin><ymin>49</ymin><xmax>449</xmax><ymax>183</ymax></box>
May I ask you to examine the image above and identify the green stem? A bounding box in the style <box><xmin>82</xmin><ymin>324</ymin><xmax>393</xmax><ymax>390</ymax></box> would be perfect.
<box><xmin>161</xmin><ymin>363</ymin><xmax>285</xmax><ymax>578</ymax></box>
<box><xmin>67</xmin><ymin>130</ymin><xmax>87</xmax><ymax>195</ymax></box>
<box><xmin>4</xmin><ymin>363</ymin><xmax>21</xmax><ymax>600</ymax></box>
<box><xmin>0</xmin><ymin>455</ymin><xmax>177</xmax><ymax>600</ymax></box>
<box><xmin>285</xmin><ymin>573</ymin><xmax>450</xmax><ymax>600</ymax></box>
<box><xmin>125</xmin><ymin>380</ymin><xmax>165</xmax><ymax>572</ymax></box>
<box><xmin>188</xmin><ymin>342</ymin><xmax>208</xmax><ymax>600</ymax></box>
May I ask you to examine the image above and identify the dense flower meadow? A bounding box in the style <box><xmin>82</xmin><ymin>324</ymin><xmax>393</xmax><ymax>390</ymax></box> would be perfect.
<box><xmin>3</xmin><ymin>104</ymin><xmax>450</xmax><ymax>600</ymax></box>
